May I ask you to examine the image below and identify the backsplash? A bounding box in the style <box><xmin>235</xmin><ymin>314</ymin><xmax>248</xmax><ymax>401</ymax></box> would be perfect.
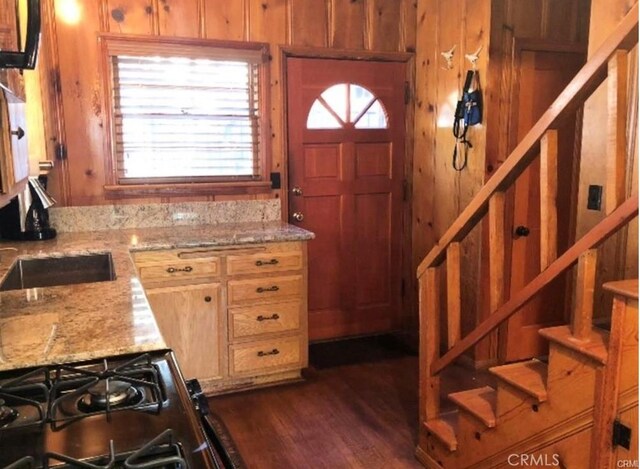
<box><xmin>50</xmin><ymin>200</ymin><xmax>281</xmax><ymax>232</ymax></box>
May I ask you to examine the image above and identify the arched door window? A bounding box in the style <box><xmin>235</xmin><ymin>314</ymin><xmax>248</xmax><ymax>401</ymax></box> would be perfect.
<box><xmin>306</xmin><ymin>83</ymin><xmax>389</xmax><ymax>129</ymax></box>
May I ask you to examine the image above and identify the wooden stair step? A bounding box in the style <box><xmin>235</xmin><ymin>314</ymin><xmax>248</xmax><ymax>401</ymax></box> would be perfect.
<box><xmin>603</xmin><ymin>279</ymin><xmax>638</xmax><ymax>300</ymax></box>
<box><xmin>489</xmin><ymin>359</ymin><xmax>548</xmax><ymax>402</ymax></box>
<box><xmin>448</xmin><ymin>386</ymin><xmax>497</xmax><ymax>428</ymax></box>
<box><xmin>424</xmin><ymin>411</ymin><xmax>458</xmax><ymax>451</ymax></box>
<box><xmin>539</xmin><ymin>325</ymin><xmax>608</xmax><ymax>364</ymax></box>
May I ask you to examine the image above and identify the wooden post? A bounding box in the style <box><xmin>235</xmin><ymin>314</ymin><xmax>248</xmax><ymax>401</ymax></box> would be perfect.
<box><xmin>489</xmin><ymin>193</ymin><xmax>506</xmax><ymax>313</ymax></box>
<box><xmin>446</xmin><ymin>243</ymin><xmax>461</xmax><ymax>348</ymax></box>
<box><xmin>419</xmin><ymin>267</ymin><xmax>441</xmax><ymax>423</ymax></box>
<box><xmin>606</xmin><ymin>50</ymin><xmax>628</xmax><ymax>215</ymax></box>
<box><xmin>591</xmin><ymin>295</ymin><xmax>636</xmax><ymax>468</ymax></box>
<box><xmin>540</xmin><ymin>129</ymin><xmax>558</xmax><ymax>270</ymax></box>
<box><xmin>572</xmin><ymin>249</ymin><xmax>598</xmax><ymax>341</ymax></box>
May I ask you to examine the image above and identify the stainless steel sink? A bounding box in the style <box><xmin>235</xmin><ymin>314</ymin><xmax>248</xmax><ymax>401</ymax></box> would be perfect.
<box><xmin>0</xmin><ymin>253</ymin><xmax>116</xmax><ymax>291</ymax></box>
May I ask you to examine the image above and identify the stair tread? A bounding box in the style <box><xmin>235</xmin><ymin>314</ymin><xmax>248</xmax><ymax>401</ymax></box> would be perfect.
<box><xmin>448</xmin><ymin>386</ymin><xmax>497</xmax><ymax>428</ymax></box>
<box><xmin>539</xmin><ymin>325</ymin><xmax>608</xmax><ymax>364</ymax></box>
<box><xmin>489</xmin><ymin>359</ymin><xmax>548</xmax><ymax>402</ymax></box>
<box><xmin>424</xmin><ymin>411</ymin><xmax>458</xmax><ymax>451</ymax></box>
<box><xmin>603</xmin><ymin>279</ymin><xmax>638</xmax><ymax>300</ymax></box>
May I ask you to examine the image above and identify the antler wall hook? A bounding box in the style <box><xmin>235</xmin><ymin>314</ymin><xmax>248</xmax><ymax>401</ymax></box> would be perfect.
<box><xmin>465</xmin><ymin>45</ymin><xmax>483</xmax><ymax>70</ymax></box>
<box><xmin>441</xmin><ymin>45</ymin><xmax>456</xmax><ymax>70</ymax></box>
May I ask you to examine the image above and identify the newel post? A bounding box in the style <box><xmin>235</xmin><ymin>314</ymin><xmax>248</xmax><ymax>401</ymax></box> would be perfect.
<box><xmin>419</xmin><ymin>267</ymin><xmax>441</xmax><ymax>423</ymax></box>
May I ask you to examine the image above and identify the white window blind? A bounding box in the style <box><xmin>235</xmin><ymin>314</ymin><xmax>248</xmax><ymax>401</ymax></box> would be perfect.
<box><xmin>112</xmin><ymin>54</ymin><xmax>261</xmax><ymax>182</ymax></box>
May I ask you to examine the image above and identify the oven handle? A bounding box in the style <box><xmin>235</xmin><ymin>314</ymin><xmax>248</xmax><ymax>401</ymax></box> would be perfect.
<box><xmin>186</xmin><ymin>379</ymin><xmax>246</xmax><ymax>469</ymax></box>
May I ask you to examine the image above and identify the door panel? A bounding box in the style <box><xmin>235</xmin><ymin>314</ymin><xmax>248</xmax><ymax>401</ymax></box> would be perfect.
<box><xmin>287</xmin><ymin>57</ymin><xmax>406</xmax><ymax>341</ymax></box>
<box><xmin>504</xmin><ymin>48</ymin><xmax>585</xmax><ymax>361</ymax></box>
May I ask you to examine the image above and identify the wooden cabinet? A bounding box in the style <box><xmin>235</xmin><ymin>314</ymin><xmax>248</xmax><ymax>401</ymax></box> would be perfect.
<box><xmin>0</xmin><ymin>0</ymin><xmax>18</xmax><ymax>53</ymax></box>
<box><xmin>0</xmin><ymin>88</ymin><xmax>28</xmax><ymax>208</ymax></box>
<box><xmin>146</xmin><ymin>283</ymin><xmax>224</xmax><ymax>381</ymax></box>
<box><xmin>135</xmin><ymin>241</ymin><xmax>308</xmax><ymax>394</ymax></box>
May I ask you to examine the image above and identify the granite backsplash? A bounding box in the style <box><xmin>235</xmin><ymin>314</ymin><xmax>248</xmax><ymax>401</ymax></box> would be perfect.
<box><xmin>49</xmin><ymin>199</ymin><xmax>281</xmax><ymax>232</ymax></box>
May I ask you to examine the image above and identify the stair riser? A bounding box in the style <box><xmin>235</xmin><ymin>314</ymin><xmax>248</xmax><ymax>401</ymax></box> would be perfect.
<box><xmin>547</xmin><ymin>343</ymin><xmax>597</xmax><ymax>403</ymax></box>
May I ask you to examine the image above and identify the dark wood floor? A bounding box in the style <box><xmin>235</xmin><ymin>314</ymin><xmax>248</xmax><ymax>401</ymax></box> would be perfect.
<box><xmin>209</xmin><ymin>355</ymin><xmax>423</xmax><ymax>469</ymax></box>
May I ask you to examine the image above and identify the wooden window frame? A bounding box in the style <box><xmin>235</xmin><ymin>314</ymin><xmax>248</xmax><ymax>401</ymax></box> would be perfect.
<box><xmin>99</xmin><ymin>33</ymin><xmax>272</xmax><ymax>198</ymax></box>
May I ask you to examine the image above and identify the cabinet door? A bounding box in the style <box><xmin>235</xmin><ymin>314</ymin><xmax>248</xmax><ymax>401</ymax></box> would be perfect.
<box><xmin>146</xmin><ymin>283</ymin><xmax>223</xmax><ymax>381</ymax></box>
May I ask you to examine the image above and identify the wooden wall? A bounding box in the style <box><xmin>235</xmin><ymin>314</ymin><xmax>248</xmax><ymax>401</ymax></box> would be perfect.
<box><xmin>411</xmin><ymin>0</ymin><xmax>590</xmax><ymax>359</ymax></box>
<box><xmin>574</xmin><ymin>0</ymin><xmax>638</xmax><ymax>317</ymax></box>
<box><xmin>33</xmin><ymin>0</ymin><xmax>417</xmax><ymax>206</ymax></box>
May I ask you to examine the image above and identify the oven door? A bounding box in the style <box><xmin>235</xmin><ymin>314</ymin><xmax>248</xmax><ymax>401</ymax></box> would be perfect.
<box><xmin>0</xmin><ymin>0</ymin><xmax>41</xmax><ymax>70</ymax></box>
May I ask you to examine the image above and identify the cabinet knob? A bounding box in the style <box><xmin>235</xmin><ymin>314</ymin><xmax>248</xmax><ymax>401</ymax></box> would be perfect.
<box><xmin>11</xmin><ymin>127</ymin><xmax>25</xmax><ymax>140</ymax></box>
<box><xmin>514</xmin><ymin>226</ymin><xmax>531</xmax><ymax>238</ymax></box>
<box><xmin>292</xmin><ymin>212</ymin><xmax>304</xmax><ymax>222</ymax></box>
<box><xmin>204</xmin><ymin>296</ymin><xmax>212</xmax><ymax>302</ymax></box>
<box><xmin>292</xmin><ymin>186</ymin><xmax>303</xmax><ymax>196</ymax></box>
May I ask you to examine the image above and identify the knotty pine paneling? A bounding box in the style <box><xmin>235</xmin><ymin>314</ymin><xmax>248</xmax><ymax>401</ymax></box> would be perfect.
<box><xmin>330</xmin><ymin>0</ymin><xmax>365</xmax><ymax>50</ymax></box>
<box><xmin>34</xmin><ymin>0</ymin><xmax>416</xmax><ymax>206</ymax></box>
<box><xmin>575</xmin><ymin>0</ymin><xmax>638</xmax><ymax>321</ymax></box>
<box><xmin>411</xmin><ymin>0</ymin><xmax>590</xmax><ymax>362</ymax></box>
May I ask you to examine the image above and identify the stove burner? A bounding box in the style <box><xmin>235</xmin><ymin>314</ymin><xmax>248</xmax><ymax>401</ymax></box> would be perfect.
<box><xmin>78</xmin><ymin>380</ymin><xmax>143</xmax><ymax>412</ymax></box>
<box><xmin>0</xmin><ymin>399</ymin><xmax>18</xmax><ymax>428</ymax></box>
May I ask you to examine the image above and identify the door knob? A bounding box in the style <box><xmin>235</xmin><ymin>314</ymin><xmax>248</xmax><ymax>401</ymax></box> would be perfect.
<box><xmin>292</xmin><ymin>212</ymin><xmax>304</xmax><ymax>222</ymax></box>
<box><xmin>514</xmin><ymin>226</ymin><xmax>530</xmax><ymax>238</ymax></box>
<box><xmin>292</xmin><ymin>186</ymin><xmax>303</xmax><ymax>196</ymax></box>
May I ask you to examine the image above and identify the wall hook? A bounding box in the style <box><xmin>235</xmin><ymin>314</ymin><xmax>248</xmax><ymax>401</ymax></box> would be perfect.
<box><xmin>465</xmin><ymin>45</ymin><xmax>483</xmax><ymax>70</ymax></box>
<box><xmin>440</xmin><ymin>45</ymin><xmax>456</xmax><ymax>70</ymax></box>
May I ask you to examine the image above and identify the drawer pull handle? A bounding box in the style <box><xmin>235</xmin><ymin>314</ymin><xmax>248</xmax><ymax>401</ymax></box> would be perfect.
<box><xmin>166</xmin><ymin>266</ymin><xmax>193</xmax><ymax>274</ymax></box>
<box><xmin>204</xmin><ymin>296</ymin><xmax>212</xmax><ymax>303</ymax></box>
<box><xmin>257</xmin><ymin>313</ymin><xmax>280</xmax><ymax>322</ymax></box>
<box><xmin>255</xmin><ymin>258</ymin><xmax>279</xmax><ymax>267</ymax></box>
<box><xmin>257</xmin><ymin>349</ymin><xmax>280</xmax><ymax>357</ymax></box>
<box><xmin>256</xmin><ymin>286</ymin><xmax>279</xmax><ymax>293</ymax></box>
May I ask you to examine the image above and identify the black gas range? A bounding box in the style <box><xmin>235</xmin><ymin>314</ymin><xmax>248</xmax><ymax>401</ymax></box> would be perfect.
<box><xmin>0</xmin><ymin>350</ymin><xmax>242</xmax><ymax>469</ymax></box>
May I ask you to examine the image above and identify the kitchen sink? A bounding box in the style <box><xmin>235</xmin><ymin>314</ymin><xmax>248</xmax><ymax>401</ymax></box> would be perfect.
<box><xmin>0</xmin><ymin>253</ymin><xmax>116</xmax><ymax>291</ymax></box>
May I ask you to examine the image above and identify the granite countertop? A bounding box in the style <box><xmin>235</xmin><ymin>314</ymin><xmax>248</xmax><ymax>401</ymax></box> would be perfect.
<box><xmin>0</xmin><ymin>221</ymin><xmax>314</xmax><ymax>372</ymax></box>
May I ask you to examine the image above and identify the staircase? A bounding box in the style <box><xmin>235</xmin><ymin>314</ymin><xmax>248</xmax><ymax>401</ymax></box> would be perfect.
<box><xmin>415</xmin><ymin>6</ymin><xmax>639</xmax><ymax>469</ymax></box>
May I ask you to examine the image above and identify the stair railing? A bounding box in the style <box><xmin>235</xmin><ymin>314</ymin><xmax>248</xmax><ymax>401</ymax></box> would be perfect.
<box><xmin>417</xmin><ymin>4</ymin><xmax>639</xmax><ymax>425</ymax></box>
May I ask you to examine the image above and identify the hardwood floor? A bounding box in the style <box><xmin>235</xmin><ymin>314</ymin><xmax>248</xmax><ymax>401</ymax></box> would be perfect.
<box><xmin>208</xmin><ymin>355</ymin><xmax>422</xmax><ymax>469</ymax></box>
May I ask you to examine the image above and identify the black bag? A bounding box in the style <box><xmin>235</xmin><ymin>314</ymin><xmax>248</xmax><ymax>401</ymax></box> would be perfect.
<box><xmin>452</xmin><ymin>70</ymin><xmax>483</xmax><ymax>171</ymax></box>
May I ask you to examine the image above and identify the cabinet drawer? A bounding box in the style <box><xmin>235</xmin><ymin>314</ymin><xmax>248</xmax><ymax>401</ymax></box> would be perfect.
<box><xmin>227</xmin><ymin>275</ymin><xmax>302</xmax><ymax>305</ymax></box>
<box><xmin>229</xmin><ymin>301</ymin><xmax>301</xmax><ymax>340</ymax></box>
<box><xmin>230</xmin><ymin>336</ymin><xmax>302</xmax><ymax>375</ymax></box>
<box><xmin>138</xmin><ymin>259</ymin><xmax>220</xmax><ymax>282</ymax></box>
<box><xmin>227</xmin><ymin>250</ymin><xmax>303</xmax><ymax>276</ymax></box>
<box><xmin>133</xmin><ymin>247</ymin><xmax>221</xmax><ymax>264</ymax></box>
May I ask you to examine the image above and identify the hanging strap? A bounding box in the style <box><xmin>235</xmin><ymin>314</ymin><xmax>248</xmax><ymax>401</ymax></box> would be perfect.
<box><xmin>452</xmin><ymin>70</ymin><xmax>476</xmax><ymax>171</ymax></box>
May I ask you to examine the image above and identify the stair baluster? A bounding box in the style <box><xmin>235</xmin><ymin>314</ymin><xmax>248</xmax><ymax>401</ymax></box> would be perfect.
<box><xmin>446</xmin><ymin>242</ymin><xmax>462</xmax><ymax>348</ymax></box>
<box><xmin>572</xmin><ymin>249</ymin><xmax>598</xmax><ymax>341</ymax></box>
<box><xmin>540</xmin><ymin>129</ymin><xmax>559</xmax><ymax>271</ymax></box>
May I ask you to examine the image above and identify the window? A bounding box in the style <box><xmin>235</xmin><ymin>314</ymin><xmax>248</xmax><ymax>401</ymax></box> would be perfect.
<box><xmin>306</xmin><ymin>83</ymin><xmax>388</xmax><ymax>130</ymax></box>
<box><xmin>100</xmin><ymin>36</ymin><xmax>271</xmax><ymax>194</ymax></box>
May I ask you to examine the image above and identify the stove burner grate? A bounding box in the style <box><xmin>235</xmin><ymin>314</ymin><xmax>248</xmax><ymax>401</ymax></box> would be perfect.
<box><xmin>0</xmin><ymin>367</ymin><xmax>49</xmax><ymax>430</ymax></box>
<box><xmin>49</xmin><ymin>353</ymin><xmax>164</xmax><ymax>425</ymax></box>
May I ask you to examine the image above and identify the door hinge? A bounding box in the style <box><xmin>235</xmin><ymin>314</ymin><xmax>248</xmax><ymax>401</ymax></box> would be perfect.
<box><xmin>613</xmin><ymin>420</ymin><xmax>631</xmax><ymax>450</ymax></box>
<box><xmin>403</xmin><ymin>179</ymin><xmax>409</xmax><ymax>202</ymax></box>
<box><xmin>404</xmin><ymin>81</ymin><xmax>411</xmax><ymax>105</ymax></box>
<box><xmin>55</xmin><ymin>143</ymin><xmax>67</xmax><ymax>161</ymax></box>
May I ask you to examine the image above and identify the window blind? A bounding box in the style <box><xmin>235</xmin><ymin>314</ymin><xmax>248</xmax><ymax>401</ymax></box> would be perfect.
<box><xmin>112</xmin><ymin>55</ymin><xmax>260</xmax><ymax>182</ymax></box>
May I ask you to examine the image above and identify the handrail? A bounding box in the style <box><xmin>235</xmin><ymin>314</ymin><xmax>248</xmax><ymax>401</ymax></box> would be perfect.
<box><xmin>430</xmin><ymin>196</ymin><xmax>639</xmax><ymax>375</ymax></box>
<box><xmin>416</xmin><ymin>3</ymin><xmax>639</xmax><ymax>278</ymax></box>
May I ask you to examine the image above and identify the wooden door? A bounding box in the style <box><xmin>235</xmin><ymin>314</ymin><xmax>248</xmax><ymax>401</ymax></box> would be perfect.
<box><xmin>146</xmin><ymin>283</ymin><xmax>224</xmax><ymax>380</ymax></box>
<box><xmin>286</xmin><ymin>58</ymin><xmax>406</xmax><ymax>341</ymax></box>
<box><xmin>503</xmin><ymin>46</ymin><xmax>585</xmax><ymax>361</ymax></box>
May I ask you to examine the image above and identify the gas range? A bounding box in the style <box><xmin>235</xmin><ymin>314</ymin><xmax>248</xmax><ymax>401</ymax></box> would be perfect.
<box><xmin>0</xmin><ymin>351</ymin><xmax>240</xmax><ymax>468</ymax></box>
